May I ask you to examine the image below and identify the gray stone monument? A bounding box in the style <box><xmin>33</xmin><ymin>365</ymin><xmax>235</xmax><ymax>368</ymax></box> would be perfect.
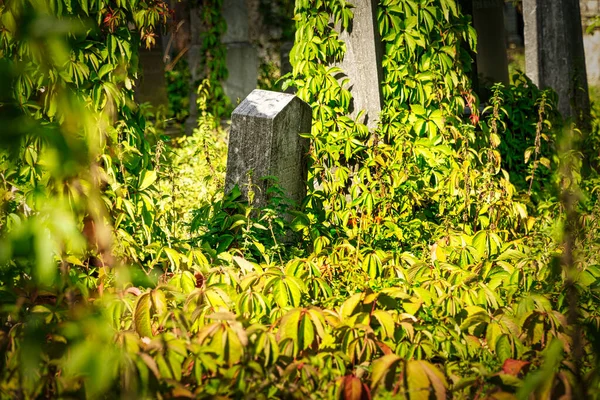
<box><xmin>504</xmin><ymin>2</ymin><xmax>522</xmax><ymax>46</ymax></box>
<box><xmin>225</xmin><ymin>89</ymin><xmax>311</xmax><ymax>207</ymax></box>
<box><xmin>135</xmin><ymin>43</ymin><xmax>169</xmax><ymax>108</ymax></box>
<box><xmin>185</xmin><ymin>3</ymin><xmax>205</xmax><ymax>134</ymax></box>
<box><xmin>334</xmin><ymin>0</ymin><xmax>384</xmax><ymax>129</ymax></box>
<box><xmin>472</xmin><ymin>0</ymin><xmax>509</xmax><ymax>84</ymax></box>
<box><xmin>222</xmin><ymin>0</ymin><xmax>259</xmax><ymax>105</ymax></box>
<box><xmin>523</xmin><ymin>0</ymin><xmax>590</xmax><ymax>123</ymax></box>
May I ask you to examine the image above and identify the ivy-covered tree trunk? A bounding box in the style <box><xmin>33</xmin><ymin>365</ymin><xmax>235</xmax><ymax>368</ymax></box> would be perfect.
<box><xmin>523</xmin><ymin>0</ymin><xmax>591</xmax><ymax>126</ymax></box>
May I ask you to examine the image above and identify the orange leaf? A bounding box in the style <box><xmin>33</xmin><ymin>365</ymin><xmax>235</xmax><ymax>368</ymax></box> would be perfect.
<box><xmin>344</xmin><ymin>375</ymin><xmax>362</xmax><ymax>400</ymax></box>
<box><xmin>502</xmin><ymin>359</ymin><xmax>530</xmax><ymax>376</ymax></box>
<box><xmin>344</xmin><ymin>375</ymin><xmax>371</xmax><ymax>400</ymax></box>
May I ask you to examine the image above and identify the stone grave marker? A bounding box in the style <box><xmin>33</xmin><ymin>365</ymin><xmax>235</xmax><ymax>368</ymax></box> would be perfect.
<box><xmin>225</xmin><ymin>89</ymin><xmax>311</xmax><ymax>207</ymax></box>
<box><xmin>472</xmin><ymin>0</ymin><xmax>509</xmax><ymax>84</ymax></box>
<box><xmin>185</xmin><ymin>0</ymin><xmax>259</xmax><ymax>134</ymax></box>
<box><xmin>185</xmin><ymin>3</ymin><xmax>205</xmax><ymax>134</ymax></box>
<box><xmin>135</xmin><ymin>40</ymin><xmax>169</xmax><ymax>108</ymax></box>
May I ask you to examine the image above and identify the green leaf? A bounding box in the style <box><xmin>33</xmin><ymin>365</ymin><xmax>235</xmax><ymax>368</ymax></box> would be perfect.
<box><xmin>372</xmin><ymin>310</ymin><xmax>395</xmax><ymax>339</ymax></box>
<box><xmin>138</xmin><ymin>169</ymin><xmax>157</xmax><ymax>191</ymax></box>
<box><xmin>340</xmin><ymin>293</ymin><xmax>363</xmax><ymax>319</ymax></box>
<box><xmin>151</xmin><ymin>289</ymin><xmax>167</xmax><ymax>315</ymax></box>
<box><xmin>406</xmin><ymin>360</ymin><xmax>446</xmax><ymax>399</ymax></box>
<box><xmin>168</xmin><ymin>271</ymin><xmax>196</xmax><ymax>294</ymax></box>
<box><xmin>516</xmin><ymin>339</ymin><xmax>563</xmax><ymax>400</ymax></box>
<box><xmin>163</xmin><ymin>247</ymin><xmax>182</xmax><ymax>270</ymax></box>
<box><xmin>97</xmin><ymin>63</ymin><xmax>114</xmax><ymax>80</ymax></box>
<box><xmin>371</xmin><ymin>354</ymin><xmax>401</xmax><ymax>390</ymax></box>
<box><xmin>134</xmin><ymin>293</ymin><xmax>153</xmax><ymax>338</ymax></box>
<box><xmin>496</xmin><ymin>334</ymin><xmax>513</xmax><ymax>362</ymax></box>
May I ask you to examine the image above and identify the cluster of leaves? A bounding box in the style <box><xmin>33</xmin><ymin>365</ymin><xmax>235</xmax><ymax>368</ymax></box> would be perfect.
<box><xmin>1</xmin><ymin>0</ymin><xmax>600</xmax><ymax>399</ymax></box>
<box><xmin>0</xmin><ymin>0</ymin><xmax>178</xmax><ymax>276</ymax></box>
<box><xmin>276</xmin><ymin>0</ymin><xmax>598</xmax><ymax>397</ymax></box>
<box><xmin>0</xmin><ymin>0</ymin><xmax>201</xmax><ymax>395</ymax></box>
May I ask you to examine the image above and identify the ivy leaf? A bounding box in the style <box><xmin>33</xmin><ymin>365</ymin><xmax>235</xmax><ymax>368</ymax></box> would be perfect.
<box><xmin>411</xmin><ymin>104</ymin><xmax>427</xmax><ymax>115</ymax></box>
<box><xmin>372</xmin><ymin>310</ymin><xmax>395</xmax><ymax>339</ymax></box>
<box><xmin>163</xmin><ymin>247</ymin><xmax>182</xmax><ymax>271</ymax></box>
<box><xmin>97</xmin><ymin>63</ymin><xmax>114</xmax><ymax>80</ymax></box>
<box><xmin>406</xmin><ymin>360</ymin><xmax>430</xmax><ymax>398</ymax></box>
<box><xmin>340</xmin><ymin>293</ymin><xmax>363</xmax><ymax>319</ymax></box>
<box><xmin>419</xmin><ymin>360</ymin><xmax>447</xmax><ymax>399</ymax></box>
<box><xmin>502</xmin><ymin>359</ymin><xmax>530</xmax><ymax>376</ymax></box>
<box><xmin>370</xmin><ymin>354</ymin><xmax>401</xmax><ymax>390</ymax></box>
<box><xmin>343</xmin><ymin>375</ymin><xmax>365</xmax><ymax>400</ymax></box>
<box><xmin>151</xmin><ymin>289</ymin><xmax>167</xmax><ymax>316</ymax></box>
<box><xmin>496</xmin><ymin>334</ymin><xmax>513</xmax><ymax>362</ymax></box>
<box><xmin>406</xmin><ymin>360</ymin><xmax>447</xmax><ymax>399</ymax></box>
<box><xmin>168</xmin><ymin>271</ymin><xmax>196</xmax><ymax>294</ymax></box>
<box><xmin>233</xmin><ymin>255</ymin><xmax>257</xmax><ymax>274</ymax></box>
<box><xmin>134</xmin><ymin>292</ymin><xmax>153</xmax><ymax>338</ymax></box>
<box><xmin>138</xmin><ymin>169</ymin><xmax>157</xmax><ymax>191</ymax></box>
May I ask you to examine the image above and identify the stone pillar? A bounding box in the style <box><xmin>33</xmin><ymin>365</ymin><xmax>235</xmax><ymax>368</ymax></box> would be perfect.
<box><xmin>221</xmin><ymin>0</ymin><xmax>258</xmax><ymax>105</ymax></box>
<box><xmin>225</xmin><ymin>90</ymin><xmax>311</xmax><ymax>207</ymax></box>
<box><xmin>135</xmin><ymin>42</ymin><xmax>169</xmax><ymax>108</ymax></box>
<box><xmin>335</xmin><ymin>0</ymin><xmax>384</xmax><ymax>129</ymax></box>
<box><xmin>185</xmin><ymin>3</ymin><xmax>204</xmax><ymax>134</ymax></box>
<box><xmin>504</xmin><ymin>2</ymin><xmax>522</xmax><ymax>46</ymax></box>
<box><xmin>472</xmin><ymin>0</ymin><xmax>509</xmax><ymax>84</ymax></box>
<box><xmin>584</xmin><ymin>31</ymin><xmax>600</xmax><ymax>87</ymax></box>
<box><xmin>523</xmin><ymin>0</ymin><xmax>590</xmax><ymax>122</ymax></box>
<box><xmin>580</xmin><ymin>0</ymin><xmax>600</xmax><ymax>88</ymax></box>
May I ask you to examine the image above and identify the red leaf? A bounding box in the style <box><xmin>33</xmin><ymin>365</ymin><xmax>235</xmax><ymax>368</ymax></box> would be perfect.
<box><xmin>344</xmin><ymin>375</ymin><xmax>362</xmax><ymax>400</ymax></box>
<box><xmin>376</xmin><ymin>340</ymin><xmax>393</xmax><ymax>355</ymax></box>
<box><xmin>344</xmin><ymin>375</ymin><xmax>371</xmax><ymax>400</ymax></box>
<box><xmin>502</xmin><ymin>359</ymin><xmax>530</xmax><ymax>376</ymax></box>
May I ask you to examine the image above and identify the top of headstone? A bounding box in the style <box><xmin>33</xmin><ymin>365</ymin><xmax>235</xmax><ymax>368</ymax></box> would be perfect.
<box><xmin>232</xmin><ymin>89</ymin><xmax>305</xmax><ymax>119</ymax></box>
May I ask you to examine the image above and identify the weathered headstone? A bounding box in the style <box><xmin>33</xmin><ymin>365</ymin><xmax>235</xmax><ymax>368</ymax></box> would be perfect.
<box><xmin>225</xmin><ymin>89</ymin><xmax>311</xmax><ymax>207</ymax></box>
<box><xmin>504</xmin><ymin>2</ymin><xmax>522</xmax><ymax>46</ymax></box>
<box><xmin>472</xmin><ymin>0</ymin><xmax>509</xmax><ymax>84</ymax></box>
<box><xmin>523</xmin><ymin>0</ymin><xmax>590</xmax><ymax>122</ymax></box>
<box><xmin>185</xmin><ymin>3</ymin><xmax>204</xmax><ymax>134</ymax></box>
<box><xmin>222</xmin><ymin>0</ymin><xmax>259</xmax><ymax>105</ymax></box>
<box><xmin>135</xmin><ymin>42</ymin><xmax>169</xmax><ymax>108</ymax></box>
<box><xmin>334</xmin><ymin>0</ymin><xmax>384</xmax><ymax>129</ymax></box>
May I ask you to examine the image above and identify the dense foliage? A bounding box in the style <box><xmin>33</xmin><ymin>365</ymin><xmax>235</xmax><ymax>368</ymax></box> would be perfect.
<box><xmin>1</xmin><ymin>0</ymin><xmax>600</xmax><ymax>398</ymax></box>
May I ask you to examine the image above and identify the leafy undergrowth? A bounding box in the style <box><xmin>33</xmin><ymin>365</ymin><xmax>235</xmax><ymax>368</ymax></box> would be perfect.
<box><xmin>2</xmin><ymin>0</ymin><xmax>600</xmax><ymax>399</ymax></box>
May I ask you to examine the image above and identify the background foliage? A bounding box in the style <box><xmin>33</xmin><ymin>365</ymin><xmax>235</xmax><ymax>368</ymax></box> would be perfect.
<box><xmin>1</xmin><ymin>0</ymin><xmax>600</xmax><ymax>398</ymax></box>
